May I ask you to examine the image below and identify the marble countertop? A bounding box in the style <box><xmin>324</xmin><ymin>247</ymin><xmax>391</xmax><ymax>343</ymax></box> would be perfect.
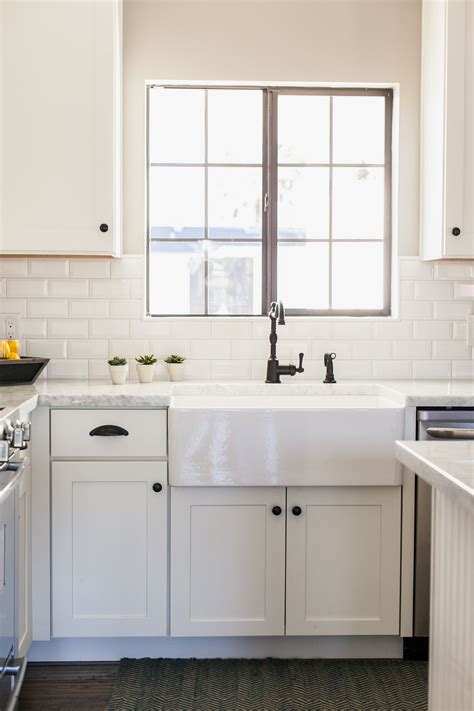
<box><xmin>396</xmin><ymin>440</ymin><xmax>474</xmax><ymax>511</ymax></box>
<box><xmin>0</xmin><ymin>379</ymin><xmax>473</xmax><ymax>418</ymax></box>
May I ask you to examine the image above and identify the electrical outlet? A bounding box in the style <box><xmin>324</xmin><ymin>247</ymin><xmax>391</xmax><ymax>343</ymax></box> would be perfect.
<box><xmin>5</xmin><ymin>314</ymin><xmax>20</xmax><ymax>341</ymax></box>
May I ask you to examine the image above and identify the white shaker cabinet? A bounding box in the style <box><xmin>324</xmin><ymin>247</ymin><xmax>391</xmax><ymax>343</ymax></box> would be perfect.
<box><xmin>170</xmin><ymin>487</ymin><xmax>286</xmax><ymax>636</ymax></box>
<box><xmin>286</xmin><ymin>487</ymin><xmax>401</xmax><ymax>636</ymax></box>
<box><xmin>0</xmin><ymin>0</ymin><xmax>121</xmax><ymax>255</ymax></box>
<box><xmin>52</xmin><ymin>461</ymin><xmax>167</xmax><ymax>637</ymax></box>
<box><xmin>17</xmin><ymin>458</ymin><xmax>32</xmax><ymax>657</ymax></box>
<box><xmin>420</xmin><ymin>0</ymin><xmax>474</xmax><ymax>259</ymax></box>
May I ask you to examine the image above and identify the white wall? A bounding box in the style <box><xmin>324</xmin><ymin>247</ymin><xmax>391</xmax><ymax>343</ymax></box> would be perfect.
<box><xmin>123</xmin><ymin>0</ymin><xmax>422</xmax><ymax>255</ymax></box>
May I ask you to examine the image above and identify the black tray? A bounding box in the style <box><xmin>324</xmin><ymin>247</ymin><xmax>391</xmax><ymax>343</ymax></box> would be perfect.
<box><xmin>0</xmin><ymin>357</ymin><xmax>49</xmax><ymax>385</ymax></box>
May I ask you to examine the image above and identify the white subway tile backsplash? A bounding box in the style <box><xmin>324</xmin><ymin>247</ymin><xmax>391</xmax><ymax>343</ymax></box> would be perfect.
<box><xmin>48</xmin><ymin>279</ymin><xmax>89</xmax><ymax>298</ymax></box>
<box><xmin>1</xmin><ymin>255</ymin><xmax>472</xmax><ymax>382</ymax></box>
<box><xmin>29</xmin><ymin>259</ymin><xmax>69</xmax><ymax>277</ymax></box>
<box><xmin>7</xmin><ymin>279</ymin><xmax>47</xmax><ymax>298</ymax></box>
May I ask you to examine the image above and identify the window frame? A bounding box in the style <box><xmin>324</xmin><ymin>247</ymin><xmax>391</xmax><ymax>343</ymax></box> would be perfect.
<box><xmin>146</xmin><ymin>84</ymin><xmax>393</xmax><ymax>318</ymax></box>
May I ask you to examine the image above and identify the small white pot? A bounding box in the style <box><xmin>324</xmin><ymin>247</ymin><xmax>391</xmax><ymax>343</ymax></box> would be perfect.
<box><xmin>136</xmin><ymin>362</ymin><xmax>156</xmax><ymax>383</ymax></box>
<box><xmin>108</xmin><ymin>363</ymin><xmax>128</xmax><ymax>385</ymax></box>
<box><xmin>166</xmin><ymin>362</ymin><xmax>185</xmax><ymax>381</ymax></box>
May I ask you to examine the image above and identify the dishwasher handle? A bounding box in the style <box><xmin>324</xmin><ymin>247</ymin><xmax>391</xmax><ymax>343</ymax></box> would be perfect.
<box><xmin>426</xmin><ymin>427</ymin><xmax>474</xmax><ymax>440</ymax></box>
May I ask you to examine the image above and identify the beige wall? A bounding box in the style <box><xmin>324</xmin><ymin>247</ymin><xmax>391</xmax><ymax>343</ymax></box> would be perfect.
<box><xmin>123</xmin><ymin>0</ymin><xmax>421</xmax><ymax>255</ymax></box>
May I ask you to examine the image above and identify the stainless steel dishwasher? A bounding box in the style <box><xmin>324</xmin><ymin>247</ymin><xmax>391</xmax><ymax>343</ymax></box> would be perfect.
<box><xmin>414</xmin><ymin>408</ymin><xmax>474</xmax><ymax>638</ymax></box>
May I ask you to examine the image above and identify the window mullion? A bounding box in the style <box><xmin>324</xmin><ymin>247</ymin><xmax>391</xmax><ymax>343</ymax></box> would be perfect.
<box><xmin>204</xmin><ymin>89</ymin><xmax>209</xmax><ymax>316</ymax></box>
<box><xmin>267</xmin><ymin>90</ymin><xmax>278</xmax><ymax>308</ymax></box>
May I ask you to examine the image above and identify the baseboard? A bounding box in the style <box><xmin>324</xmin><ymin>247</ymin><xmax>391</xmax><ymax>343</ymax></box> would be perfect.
<box><xmin>29</xmin><ymin>636</ymin><xmax>404</xmax><ymax>662</ymax></box>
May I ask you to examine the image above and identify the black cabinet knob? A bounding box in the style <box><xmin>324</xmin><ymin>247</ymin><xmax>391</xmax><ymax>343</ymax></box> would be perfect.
<box><xmin>272</xmin><ymin>506</ymin><xmax>282</xmax><ymax>516</ymax></box>
<box><xmin>452</xmin><ymin>227</ymin><xmax>461</xmax><ymax>236</ymax></box>
<box><xmin>152</xmin><ymin>483</ymin><xmax>162</xmax><ymax>493</ymax></box>
<box><xmin>292</xmin><ymin>506</ymin><xmax>302</xmax><ymax>516</ymax></box>
<box><xmin>99</xmin><ymin>223</ymin><xmax>109</xmax><ymax>233</ymax></box>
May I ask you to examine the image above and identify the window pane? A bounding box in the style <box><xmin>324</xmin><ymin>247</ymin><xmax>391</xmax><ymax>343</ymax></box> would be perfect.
<box><xmin>208</xmin><ymin>242</ymin><xmax>262</xmax><ymax>315</ymax></box>
<box><xmin>208</xmin><ymin>168</ymin><xmax>262</xmax><ymax>239</ymax></box>
<box><xmin>149</xmin><ymin>167</ymin><xmax>204</xmax><ymax>239</ymax></box>
<box><xmin>277</xmin><ymin>242</ymin><xmax>329</xmax><ymax>309</ymax></box>
<box><xmin>278</xmin><ymin>95</ymin><xmax>330</xmax><ymax>164</ymax></box>
<box><xmin>149</xmin><ymin>242</ymin><xmax>205</xmax><ymax>315</ymax></box>
<box><xmin>207</xmin><ymin>90</ymin><xmax>262</xmax><ymax>164</ymax></box>
<box><xmin>332</xmin><ymin>243</ymin><xmax>384</xmax><ymax>309</ymax></box>
<box><xmin>333</xmin><ymin>96</ymin><xmax>385</xmax><ymax>165</ymax></box>
<box><xmin>149</xmin><ymin>89</ymin><xmax>205</xmax><ymax>164</ymax></box>
<box><xmin>332</xmin><ymin>167</ymin><xmax>384</xmax><ymax>239</ymax></box>
<box><xmin>278</xmin><ymin>168</ymin><xmax>329</xmax><ymax>240</ymax></box>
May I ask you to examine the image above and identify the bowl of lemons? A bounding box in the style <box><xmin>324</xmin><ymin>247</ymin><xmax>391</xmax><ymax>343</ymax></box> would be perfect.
<box><xmin>0</xmin><ymin>341</ymin><xmax>49</xmax><ymax>385</ymax></box>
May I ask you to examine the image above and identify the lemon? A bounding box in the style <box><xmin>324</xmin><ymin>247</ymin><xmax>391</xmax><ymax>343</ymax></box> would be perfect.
<box><xmin>8</xmin><ymin>352</ymin><xmax>20</xmax><ymax>360</ymax></box>
<box><xmin>7</xmin><ymin>340</ymin><xmax>19</xmax><ymax>355</ymax></box>
<box><xmin>1</xmin><ymin>340</ymin><xmax>11</xmax><ymax>359</ymax></box>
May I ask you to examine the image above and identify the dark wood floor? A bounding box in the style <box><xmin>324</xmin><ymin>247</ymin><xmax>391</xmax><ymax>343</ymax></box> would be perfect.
<box><xmin>19</xmin><ymin>663</ymin><xmax>118</xmax><ymax>711</ymax></box>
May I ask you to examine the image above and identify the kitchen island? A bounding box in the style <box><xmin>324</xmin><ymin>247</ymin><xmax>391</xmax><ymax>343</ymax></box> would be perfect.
<box><xmin>396</xmin><ymin>441</ymin><xmax>474</xmax><ymax>711</ymax></box>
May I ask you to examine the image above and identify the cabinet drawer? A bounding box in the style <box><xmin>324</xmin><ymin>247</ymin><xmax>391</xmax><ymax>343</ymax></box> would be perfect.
<box><xmin>51</xmin><ymin>409</ymin><xmax>167</xmax><ymax>458</ymax></box>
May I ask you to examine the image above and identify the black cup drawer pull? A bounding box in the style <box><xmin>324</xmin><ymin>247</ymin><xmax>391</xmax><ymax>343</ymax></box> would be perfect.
<box><xmin>272</xmin><ymin>506</ymin><xmax>282</xmax><ymax>516</ymax></box>
<box><xmin>152</xmin><ymin>483</ymin><xmax>163</xmax><ymax>493</ymax></box>
<box><xmin>89</xmin><ymin>425</ymin><xmax>129</xmax><ymax>437</ymax></box>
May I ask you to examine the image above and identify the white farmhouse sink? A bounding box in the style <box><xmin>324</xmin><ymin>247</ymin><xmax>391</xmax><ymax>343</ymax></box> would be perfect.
<box><xmin>168</xmin><ymin>387</ymin><xmax>405</xmax><ymax>487</ymax></box>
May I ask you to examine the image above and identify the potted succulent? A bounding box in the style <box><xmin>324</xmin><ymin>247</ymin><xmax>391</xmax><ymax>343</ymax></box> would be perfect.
<box><xmin>164</xmin><ymin>354</ymin><xmax>186</xmax><ymax>382</ymax></box>
<box><xmin>135</xmin><ymin>354</ymin><xmax>157</xmax><ymax>383</ymax></box>
<box><xmin>108</xmin><ymin>356</ymin><xmax>128</xmax><ymax>385</ymax></box>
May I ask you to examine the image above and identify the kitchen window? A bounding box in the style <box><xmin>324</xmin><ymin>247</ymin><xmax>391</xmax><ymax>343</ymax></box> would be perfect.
<box><xmin>147</xmin><ymin>86</ymin><xmax>393</xmax><ymax>316</ymax></box>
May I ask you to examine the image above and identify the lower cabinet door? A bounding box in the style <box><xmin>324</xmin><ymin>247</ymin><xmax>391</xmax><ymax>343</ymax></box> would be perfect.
<box><xmin>286</xmin><ymin>486</ymin><xmax>401</xmax><ymax>636</ymax></box>
<box><xmin>171</xmin><ymin>487</ymin><xmax>286</xmax><ymax>636</ymax></box>
<box><xmin>52</xmin><ymin>461</ymin><xmax>168</xmax><ymax>637</ymax></box>
<box><xmin>17</xmin><ymin>459</ymin><xmax>32</xmax><ymax>656</ymax></box>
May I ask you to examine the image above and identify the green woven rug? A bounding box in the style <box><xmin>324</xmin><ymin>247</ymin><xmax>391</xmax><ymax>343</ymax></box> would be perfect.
<box><xmin>107</xmin><ymin>658</ymin><xmax>428</xmax><ymax>710</ymax></box>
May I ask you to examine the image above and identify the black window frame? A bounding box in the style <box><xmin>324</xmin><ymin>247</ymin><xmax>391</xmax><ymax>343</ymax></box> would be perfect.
<box><xmin>146</xmin><ymin>84</ymin><xmax>393</xmax><ymax>317</ymax></box>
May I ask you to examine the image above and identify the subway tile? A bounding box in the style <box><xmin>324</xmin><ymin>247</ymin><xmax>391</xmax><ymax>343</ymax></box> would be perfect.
<box><xmin>69</xmin><ymin>259</ymin><xmax>111</xmax><ymax>278</ymax></box>
<box><xmin>68</xmin><ymin>340</ymin><xmax>109</xmax><ymax>359</ymax></box>
<box><xmin>89</xmin><ymin>319</ymin><xmax>129</xmax><ymax>339</ymax></box>
<box><xmin>432</xmin><ymin>341</ymin><xmax>471</xmax><ymax>360</ymax></box>
<box><xmin>289</xmin><ymin>320</ymin><xmax>333</xmax><ymax>340</ymax></box>
<box><xmin>191</xmin><ymin>339</ymin><xmax>231</xmax><ymax>360</ymax></box>
<box><xmin>130</xmin><ymin>280</ymin><xmax>143</xmax><ymax>299</ymax></box>
<box><xmin>251</xmin><ymin>360</ymin><xmax>267</xmax><ymax>380</ymax></box>
<box><xmin>399</xmin><ymin>259</ymin><xmax>433</xmax><ymax>280</ymax></box>
<box><xmin>454</xmin><ymin>282</ymin><xmax>474</xmax><ymax>300</ymax></box>
<box><xmin>25</xmin><ymin>339</ymin><xmax>67</xmax><ymax>359</ymax></box>
<box><xmin>0</xmin><ymin>259</ymin><xmax>27</xmax><ymax>277</ymax></box>
<box><xmin>110</xmin><ymin>257</ymin><xmax>143</xmax><ymax>278</ymax></box>
<box><xmin>434</xmin><ymin>262</ymin><xmax>472</xmax><ymax>280</ymax></box>
<box><xmin>414</xmin><ymin>281</ymin><xmax>452</xmax><ymax>300</ymax></box>
<box><xmin>372</xmin><ymin>360</ymin><xmax>412</xmax><ymax>380</ymax></box>
<box><xmin>170</xmin><ymin>320</ymin><xmax>212</xmax><ymax>339</ymax></box>
<box><xmin>373</xmin><ymin>320</ymin><xmax>413</xmax><ymax>340</ymax></box>
<box><xmin>69</xmin><ymin>299</ymin><xmax>110</xmax><ymax>318</ymax></box>
<box><xmin>251</xmin><ymin>319</ymin><xmax>294</xmax><ymax>340</ymax></box>
<box><xmin>0</xmin><ymin>321</ymin><xmax>5</xmax><ymax>339</ymax></box>
<box><xmin>352</xmin><ymin>341</ymin><xmax>392</xmax><ymax>360</ymax></box>
<box><xmin>149</xmin><ymin>339</ymin><xmax>190</xmax><ymax>359</ymax></box>
<box><xmin>28</xmin><ymin>259</ymin><xmax>69</xmax><ymax>277</ymax></box>
<box><xmin>231</xmin><ymin>340</ymin><xmax>269</xmax><ymax>359</ymax></box>
<box><xmin>311</xmin><ymin>341</ymin><xmax>352</xmax><ymax>361</ymax></box>
<box><xmin>211</xmin><ymin>320</ymin><xmax>252</xmax><ymax>339</ymax></box>
<box><xmin>412</xmin><ymin>361</ymin><xmax>451</xmax><ymax>380</ymax></box>
<box><xmin>400</xmin><ymin>300</ymin><xmax>432</xmax><ymax>320</ymax></box>
<box><xmin>90</xmin><ymin>279</ymin><xmax>131</xmax><ymax>299</ymax></box>
<box><xmin>28</xmin><ymin>299</ymin><xmax>68</xmax><ymax>318</ymax></box>
<box><xmin>0</xmin><ymin>279</ymin><xmax>5</xmax><ymax>298</ymax></box>
<box><xmin>392</xmin><ymin>341</ymin><xmax>432</xmax><ymax>360</ymax></box>
<box><xmin>332</xmin><ymin>322</ymin><xmax>373</xmax><ymax>340</ymax></box>
<box><xmin>0</xmin><ymin>299</ymin><xmax>27</xmax><ymax>317</ymax></box>
<box><xmin>400</xmin><ymin>281</ymin><xmax>414</xmax><ymax>300</ymax></box>
<box><xmin>211</xmin><ymin>360</ymin><xmax>252</xmax><ymax>380</ymax></box>
<box><xmin>109</xmin><ymin>299</ymin><xmax>143</xmax><ymax>319</ymax></box>
<box><xmin>453</xmin><ymin>321</ymin><xmax>468</xmax><ymax>341</ymax></box>
<box><xmin>130</xmin><ymin>320</ymin><xmax>171</xmax><ymax>338</ymax></box>
<box><xmin>334</xmin><ymin>360</ymin><xmax>372</xmax><ymax>380</ymax></box>
<box><xmin>413</xmin><ymin>321</ymin><xmax>452</xmax><ymax>340</ymax></box>
<box><xmin>18</xmin><ymin>319</ymin><xmax>47</xmax><ymax>339</ymax></box>
<box><xmin>7</xmin><ymin>279</ymin><xmax>47</xmax><ymax>298</ymax></box>
<box><xmin>433</xmin><ymin>301</ymin><xmax>472</xmax><ymax>320</ymax></box>
<box><xmin>48</xmin><ymin>279</ymin><xmax>89</xmax><ymax>298</ymax></box>
<box><xmin>108</xmin><ymin>339</ymin><xmax>149</xmax><ymax>359</ymax></box>
<box><xmin>48</xmin><ymin>319</ymin><xmax>89</xmax><ymax>338</ymax></box>
<box><xmin>47</xmin><ymin>359</ymin><xmax>88</xmax><ymax>380</ymax></box>
<box><xmin>183</xmin><ymin>360</ymin><xmax>211</xmax><ymax>380</ymax></box>
<box><xmin>276</xmin><ymin>341</ymin><xmax>309</xmax><ymax>360</ymax></box>
<box><xmin>88</xmin><ymin>360</ymin><xmax>110</xmax><ymax>380</ymax></box>
<box><xmin>452</xmin><ymin>360</ymin><xmax>474</xmax><ymax>380</ymax></box>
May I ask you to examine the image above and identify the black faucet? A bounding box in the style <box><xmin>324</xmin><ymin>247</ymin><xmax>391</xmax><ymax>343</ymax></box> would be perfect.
<box><xmin>265</xmin><ymin>300</ymin><xmax>304</xmax><ymax>384</ymax></box>
<box><xmin>323</xmin><ymin>352</ymin><xmax>337</xmax><ymax>383</ymax></box>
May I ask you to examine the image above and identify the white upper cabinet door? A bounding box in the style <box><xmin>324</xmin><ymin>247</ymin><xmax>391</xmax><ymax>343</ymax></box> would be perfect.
<box><xmin>286</xmin><ymin>486</ymin><xmax>401</xmax><ymax>636</ymax></box>
<box><xmin>171</xmin><ymin>487</ymin><xmax>286</xmax><ymax>636</ymax></box>
<box><xmin>52</xmin><ymin>461</ymin><xmax>167</xmax><ymax>637</ymax></box>
<box><xmin>420</xmin><ymin>0</ymin><xmax>474</xmax><ymax>259</ymax></box>
<box><xmin>0</xmin><ymin>0</ymin><xmax>121</xmax><ymax>255</ymax></box>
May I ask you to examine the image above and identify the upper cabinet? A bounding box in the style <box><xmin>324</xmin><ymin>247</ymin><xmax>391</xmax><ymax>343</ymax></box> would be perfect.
<box><xmin>420</xmin><ymin>0</ymin><xmax>474</xmax><ymax>259</ymax></box>
<box><xmin>0</xmin><ymin>0</ymin><xmax>122</xmax><ymax>256</ymax></box>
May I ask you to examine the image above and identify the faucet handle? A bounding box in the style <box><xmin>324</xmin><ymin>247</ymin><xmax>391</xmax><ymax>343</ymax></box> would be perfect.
<box><xmin>297</xmin><ymin>352</ymin><xmax>304</xmax><ymax>373</ymax></box>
